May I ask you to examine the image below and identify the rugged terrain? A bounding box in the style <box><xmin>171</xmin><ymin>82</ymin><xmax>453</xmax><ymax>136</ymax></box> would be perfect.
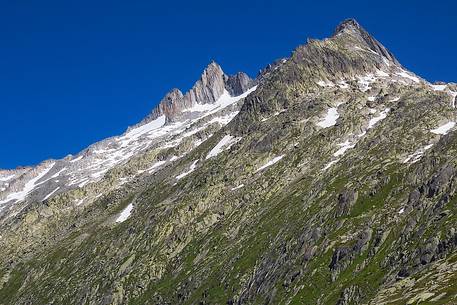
<box><xmin>1</xmin><ymin>19</ymin><xmax>457</xmax><ymax>304</ymax></box>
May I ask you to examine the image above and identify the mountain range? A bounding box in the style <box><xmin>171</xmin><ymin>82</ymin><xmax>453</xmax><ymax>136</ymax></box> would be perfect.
<box><xmin>1</xmin><ymin>19</ymin><xmax>457</xmax><ymax>304</ymax></box>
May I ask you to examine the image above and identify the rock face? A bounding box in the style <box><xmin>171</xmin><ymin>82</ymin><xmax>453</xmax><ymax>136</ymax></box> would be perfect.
<box><xmin>2</xmin><ymin>19</ymin><xmax>457</xmax><ymax>305</ymax></box>
<box><xmin>144</xmin><ymin>61</ymin><xmax>255</xmax><ymax>123</ymax></box>
<box><xmin>146</xmin><ymin>88</ymin><xmax>184</xmax><ymax>123</ymax></box>
<box><xmin>333</xmin><ymin>18</ymin><xmax>400</xmax><ymax>65</ymax></box>
<box><xmin>183</xmin><ymin>61</ymin><xmax>226</xmax><ymax>106</ymax></box>
<box><xmin>225</xmin><ymin>72</ymin><xmax>255</xmax><ymax>96</ymax></box>
<box><xmin>0</xmin><ymin>62</ymin><xmax>255</xmax><ymax>218</ymax></box>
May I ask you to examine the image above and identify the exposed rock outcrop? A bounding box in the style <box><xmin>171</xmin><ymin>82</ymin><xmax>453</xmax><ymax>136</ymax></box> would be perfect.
<box><xmin>2</xmin><ymin>18</ymin><xmax>457</xmax><ymax>305</ymax></box>
<box><xmin>143</xmin><ymin>61</ymin><xmax>254</xmax><ymax>123</ymax></box>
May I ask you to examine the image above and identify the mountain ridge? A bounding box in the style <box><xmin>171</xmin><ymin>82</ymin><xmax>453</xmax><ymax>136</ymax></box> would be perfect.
<box><xmin>1</xmin><ymin>18</ymin><xmax>457</xmax><ymax>305</ymax></box>
<box><xmin>0</xmin><ymin>61</ymin><xmax>257</xmax><ymax>216</ymax></box>
<box><xmin>139</xmin><ymin>61</ymin><xmax>255</xmax><ymax>125</ymax></box>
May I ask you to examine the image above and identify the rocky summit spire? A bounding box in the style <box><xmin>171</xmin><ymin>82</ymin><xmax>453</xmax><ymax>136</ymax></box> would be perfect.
<box><xmin>225</xmin><ymin>72</ymin><xmax>256</xmax><ymax>96</ymax></box>
<box><xmin>333</xmin><ymin>18</ymin><xmax>363</xmax><ymax>35</ymax></box>
<box><xmin>147</xmin><ymin>88</ymin><xmax>184</xmax><ymax>122</ymax></box>
<box><xmin>333</xmin><ymin>18</ymin><xmax>400</xmax><ymax>65</ymax></box>
<box><xmin>142</xmin><ymin>61</ymin><xmax>254</xmax><ymax>124</ymax></box>
<box><xmin>183</xmin><ymin>61</ymin><xmax>227</xmax><ymax>107</ymax></box>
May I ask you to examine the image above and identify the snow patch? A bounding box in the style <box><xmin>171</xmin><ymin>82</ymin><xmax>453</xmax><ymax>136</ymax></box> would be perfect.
<box><xmin>317</xmin><ymin>105</ymin><xmax>341</xmax><ymax>128</ymax></box>
<box><xmin>396</xmin><ymin>71</ymin><xmax>420</xmax><ymax>83</ymax></box>
<box><xmin>0</xmin><ymin>174</ymin><xmax>15</xmax><ymax>182</ymax></box>
<box><xmin>432</xmin><ymin>84</ymin><xmax>447</xmax><ymax>91</ymax></box>
<box><xmin>255</xmin><ymin>155</ymin><xmax>285</xmax><ymax>173</ymax></box>
<box><xmin>116</xmin><ymin>203</ymin><xmax>134</xmax><ymax>223</ymax></box>
<box><xmin>51</xmin><ymin>168</ymin><xmax>67</xmax><ymax>178</ymax></box>
<box><xmin>431</xmin><ymin>122</ymin><xmax>456</xmax><ymax>135</ymax></box>
<box><xmin>170</xmin><ymin>156</ymin><xmax>179</xmax><ymax>162</ymax></box>
<box><xmin>70</xmin><ymin>155</ymin><xmax>83</xmax><ymax>163</ymax></box>
<box><xmin>322</xmin><ymin>160</ymin><xmax>339</xmax><ymax>171</ymax></box>
<box><xmin>43</xmin><ymin>187</ymin><xmax>60</xmax><ymax>201</ymax></box>
<box><xmin>334</xmin><ymin>140</ymin><xmax>356</xmax><ymax>157</ymax></box>
<box><xmin>403</xmin><ymin>144</ymin><xmax>434</xmax><ymax>164</ymax></box>
<box><xmin>206</xmin><ymin>135</ymin><xmax>240</xmax><ymax>159</ymax></box>
<box><xmin>354</xmin><ymin>46</ymin><xmax>378</xmax><ymax>55</ymax></box>
<box><xmin>382</xmin><ymin>56</ymin><xmax>391</xmax><ymax>67</ymax></box>
<box><xmin>231</xmin><ymin>184</ymin><xmax>244</xmax><ymax>191</ymax></box>
<box><xmin>376</xmin><ymin>70</ymin><xmax>389</xmax><ymax>77</ymax></box>
<box><xmin>78</xmin><ymin>179</ymin><xmax>90</xmax><ymax>188</ymax></box>
<box><xmin>184</xmin><ymin>86</ymin><xmax>257</xmax><ymax>115</ymax></box>
<box><xmin>317</xmin><ymin>80</ymin><xmax>335</xmax><ymax>87</ymax></box>
<box><xmin>120</xmin><ymin>115</ymin><xmax>166</xmax><ymax>147</ymax></box>
<box><xmin>176</xmin><ymin>160</ymin><xmax>198</xmax><ymax>180</ymax></box>
<box><xmin>338</xmin><ymin>81</ymin><xmax>349</xmax><ymax>89</ymax></box>
<box><xmin>146</xmin><ymin>160</ymin><xmax>166</xmax><ymax>173</ymax></box>
<box><xmin>0</xmin><ymin>162</ymin><xmax>55</xmax><ymax>205</ymax></box>
<box><xmin>357</xmin><ymin>74</ymin><xmax>376</xmax><ymax>92</ymax></box>
<box><xmin>450</xmin><ymin>91</ymin><xmax>457</xmax><ymax>109</ymax></box>
<box><xmin>118</xmin><ymin>177</ymin><xmax>130</xmax><ymax>186</ymax></box>
<box><xmin>208</xmin><ymin>111</ymin><xmax>239</xmax><ymax>126</ymax></box>
<box><xmin>368</xmin><ymin>108</ymin><xmax>390</xmax><ymax>129</ymax></box>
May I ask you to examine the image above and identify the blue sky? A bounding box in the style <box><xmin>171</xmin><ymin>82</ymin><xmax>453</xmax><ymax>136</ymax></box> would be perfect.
<box><xmin>1</xmin><ymin>0</ymin><xmax>456</xmax><ymax>169</ymax></box>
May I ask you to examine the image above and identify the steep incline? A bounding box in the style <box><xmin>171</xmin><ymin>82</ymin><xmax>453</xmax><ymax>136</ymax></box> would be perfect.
<box><xmin>0</xmin><ymin>62</ymin><xmax>255</xmax><ymax>221</ymax></box>
<box><xmin>1</xmin><ymin>19</ymin><xmax>457</xmax><ymax>305</ymax></box>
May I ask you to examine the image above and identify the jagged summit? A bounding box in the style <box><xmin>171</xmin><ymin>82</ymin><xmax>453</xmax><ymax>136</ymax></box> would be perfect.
<box><xmin>333</xmin><ymin>18</ymin><xmax>362</xmax><ymax>35</ymax></box>
<box><xmin>4</xmin><ymin>19</ymin><xmax>457</xmax><ymax>305</ymax></box>
<box><xmin>142</xmin><ymin>61</ymin><xmax>255</xmax><ymax>124</ymax></box>
<box><xmin>232</xmin><ymin>18</ymin><xmax>424</xmax><ymax>135</ymax></box>
<box><xmin>333</xmin><ymin>18</ymin><xmax>400</xmax><ymax>65</ymax></box>
<box><xmin>275</xmin><ymin>18</ymin><xmax>408</xmax><ymax>85</ymax></box>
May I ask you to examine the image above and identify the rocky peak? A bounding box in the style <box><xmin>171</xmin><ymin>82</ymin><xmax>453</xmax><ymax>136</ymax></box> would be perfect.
<box><xmin>225</xmin><ymin>72</ymin><xmax>255</xmax><ymax>96</ymax></box>
<box><xmin>333</xmin><ymin>18</ymin><xmax>362</xmax><ymax>36</ymax></box>
<box><xmin>147</xmin><ymin>88</ymin><xmax>184</xmax><ymax>123</ymax></box>
<box><xmin>278</xmin><ymin>18</ymin><xmax>406</xmax><ymax>88</ymax></box>
<box><xmin>142</xmin><ymin>61</ymin><xmax>254</xmax><ymax>123</ymax></box>
<box><xmin>3</xmin><ymin>18</ymin><xmax>457</xmax><ymax>305</ymax></box>
<box><xmin>333</xmin><ymin>18</ymin><xmax>400</xmax><ymax>66</ymax></box>
<box><xmin>183</xmin><ymin>61</ymin><xmax>226</xmax><ymax>107</ymax></box>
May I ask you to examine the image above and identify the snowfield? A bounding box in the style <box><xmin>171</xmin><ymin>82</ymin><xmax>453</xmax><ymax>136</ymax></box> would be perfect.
<box><xmin>0</xmin><ymin>162</ymin><xmax>55</xmax><ymax>206</ymax></box>
<box><xmin>403</xmin><ymin>144</ymin><xmax>434</xmax><ymax>164</ymax></box>
<box><xmin>0</xmin><ymin>174</ymin><xmax>15</xmax><ymax>182</ymax></box>
<box><xmin>0</xmin><ymin>85</ymin><xmax>259</xmax><ymax>210</ymax></box>
<box><xmin>183</xmin><ymin>86</ymin><xmax>257</xmax><ymax>116</ymax></box>
<box><xmin>43</xmin><ymin>187</ymin><xmax>60</xmax><ymax>201</ymax></box>
<box><xmin>367</xmin><ymin>108</ymin><xmax>390</xmax><ymax>129</ymax></box>
<box><xmin>206</xmin><ymin>135</ymin><xmax>240</xmax><ymax>159</ymax></box>
<box><xmin>317</xmin><ymin>104</ymin><xmax>343</xmax><ymax>128</ymax></box>
<box><xmin>176</xmin><ymin>160</ymin><xmax>199</xmax><ymax>180</ymax></box>
<box><xmin>431</xmin><ymin>122</ymin><xmax>456</xmax><ymax>135</ymax></box>
<box><xmin>256</xmin><ymin>155</ymin><xmax>285</xmax><ymax>173</ymax></box>
<box><xmin>231</xmin><ymin>184</ymin><xmax>245</xmax><ymax>191</ymax></box>
<box><xmin>322</xmin><ymin>160</ymin><xmax>339</xmax><ymax>171</ymax></box>
<box><xmin>334</xmin><ymin>140</ymin><xmax>356</xmax><ymax>157</ymax></box>
<box><xmin>432</xmin><ymin>84</ymin><xmax>447</xmax><ymax>91</ymax></box>
<box><xmin>396</xmin><ymin>70</ymin><xmax>420</xmax><ymax>83</ymax></box>
<box><xmin>357</xmin><ymin>74</ymin><xmax>376</xmax><ymax>92</ymax></box>
<box><xmin>317</xmin><ymin>80</ymin><xmax>335</xmax><ymax>87</ymax></box>
<box><xmin>116</xmin><ymin>203</ymin><xmax>134</xmax><ymax>223</ymax></box>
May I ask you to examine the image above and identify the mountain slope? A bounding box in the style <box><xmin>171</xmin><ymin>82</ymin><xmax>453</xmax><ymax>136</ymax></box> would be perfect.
<box><xmin>0</xmin><ymin>62</ymin><xmax>255</xmax><ymax>220</ymax></box>
<box><xmin>1</xmin><ymin>19</ymin><xmax>457</xmax><ymax>304</ymax></box>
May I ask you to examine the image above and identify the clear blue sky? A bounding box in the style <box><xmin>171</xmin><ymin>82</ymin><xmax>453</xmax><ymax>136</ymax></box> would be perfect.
<box><xmin>1</xmin><ymin>0</ymin><xmax>456</xmax><ymax>169</ymax></box>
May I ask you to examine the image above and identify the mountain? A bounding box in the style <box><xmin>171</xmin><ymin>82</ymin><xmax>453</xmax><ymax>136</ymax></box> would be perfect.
<box><xmin>0</xmin><ymin>61</ymin><xmax>255</xmax><ymax>221</ymax></box>
<box><xmin>1</xmin><ymin>18</ymin><xmax>457</xmax><ymax>304</ymax></box>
